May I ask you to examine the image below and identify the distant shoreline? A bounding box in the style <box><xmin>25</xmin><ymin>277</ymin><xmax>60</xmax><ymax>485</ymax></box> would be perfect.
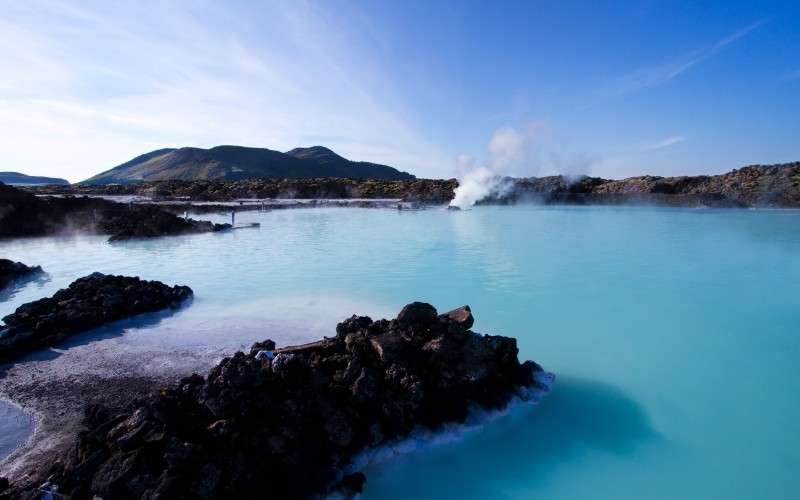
<box><xmin>17</xmin><ymin>161</ymin><xmax>800</xmax><ymax>208</ymax></box>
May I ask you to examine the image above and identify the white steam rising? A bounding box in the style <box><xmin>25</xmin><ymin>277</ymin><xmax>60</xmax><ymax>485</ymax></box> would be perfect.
<box><xmin>449</xmin><ymin>122</ymin><xmax>596</xmax><ymax>208</ymax></box>
<box><xmin>449</xmin><ymin>167</ymin><xmax>511</xmax><ymax>208</ymax></box>
<box><xmin>450</xmin><ymin>124</ymin><xmax>542</xmax><ymax>209</ymax></box>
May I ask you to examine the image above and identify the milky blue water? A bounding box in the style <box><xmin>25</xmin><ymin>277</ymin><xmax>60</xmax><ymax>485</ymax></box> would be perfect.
<box><xmin>1</xmin><ymin>205</ymin><xmax>799</xmax><ymax>499</ymax></box>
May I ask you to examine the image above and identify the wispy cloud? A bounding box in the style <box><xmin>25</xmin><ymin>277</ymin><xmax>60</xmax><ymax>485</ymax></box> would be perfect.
<box><xmin>641</xmin><ymin>135</ymin><xmax>687</xmax><ymax>152</ymax></box>
<box><xmin>0</xmin><ymin>0</ymin><xmax>449</xmax><ymax>182</ymax></box>
<box><xmin>601</xmin><ymin>20</ymin><xmax>765</xmax><ymax>96</ymax></box>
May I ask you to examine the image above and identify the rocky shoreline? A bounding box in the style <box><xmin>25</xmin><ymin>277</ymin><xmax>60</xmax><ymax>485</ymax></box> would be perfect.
<box><xmin>23</xmin><ymin>178</ymin><xmax>459</xmax><ymax>205</ymax></box>
<box><xmin>0</xmin><ymin>183</ymin><xmax>230</xmax><ymax>241</ymax></box>
<box><xmin>23</xmin><ymin>161</ymin><xmax>800</xmax><ymax>208</ymax></box>
<box><xmin>1</xmin><ymin>303</ymin><xmax>551</xmax><ymax>499</ymax></box>
<box><xmin>479</xmin><ymin>162</ymin><xmax>800</xmax><ymax>207</ymax></box>
<box><xmin>0</xmin><ymin>274</ymin><xmax>193</xmax><ymax>363</ymax></box>
<box><xmin>0</xmin><ymin>261</ymin><xmax>42</xmax><ymax>293</ymax></box>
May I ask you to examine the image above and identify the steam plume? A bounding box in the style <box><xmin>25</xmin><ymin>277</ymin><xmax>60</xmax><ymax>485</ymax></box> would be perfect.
<box><xmin>449</xmin><ymin>122</ymin><xmax>596</xmax><ymax>208</ymax></box>
<box><xmin>450</xmin><ymin>124</ymin><xmax>540</xmax><ymax>209</ymax></box>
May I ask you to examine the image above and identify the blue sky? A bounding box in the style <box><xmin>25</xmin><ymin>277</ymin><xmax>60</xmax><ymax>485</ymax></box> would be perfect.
<box><xmin>1</xmin><ymin>0</ymin><xmax>798</xmax><ymax>182</ymax></box>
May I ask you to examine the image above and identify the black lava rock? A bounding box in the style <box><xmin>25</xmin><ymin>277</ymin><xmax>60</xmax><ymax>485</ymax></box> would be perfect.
<box><xmin>16</xmin><ymin>304</ymin><xmax>548</xmax><ymax>499</ymax></box>
<box><xmin>0</xmin><ymin>273</ymin><xmax>193</xmax><ymax>362</ymax></box>
<box><xmin>0</xmin><ymin>182</ymin><xmax>229</xmax><ymax>241</ymax></box>
<box><xmin>0</xmin><ymin>259</ymin><xmax>42</xmax><ymax>291</ymax></box>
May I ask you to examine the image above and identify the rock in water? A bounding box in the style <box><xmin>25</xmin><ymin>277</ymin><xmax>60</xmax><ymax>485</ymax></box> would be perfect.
<box><xmin>0</xmin><ymin>273</ymin><xmax>192</xmax><ymax>362</ymax></box>
<box><xmin>0</xmin><ymin>259</ymin><xmax>43</xmax><ymax>291</ymax></box>
<box><xmin>13</xmin><ymin>303</ymin><xmax>552</xmax><ymax>499</ymax></box>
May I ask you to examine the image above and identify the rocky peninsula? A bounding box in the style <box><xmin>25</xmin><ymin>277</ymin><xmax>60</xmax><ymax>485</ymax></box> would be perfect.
<box><xmin>0</xmin><ymin>273</ymin><xmax>192</xmax><ymax>363</ymax></box>
<box><xmin>2</xmin><ymin>303</ymin><xmax>552</xmax><ymax>499</ymax></box>
<box><xmin>0</xmin><ymin>182</ymin><xmax>230</xmax><ymax>241</ymax></box>
<box><xmin>0</xmin><ymin>261</ymin><xmax>42</xmax><ymax>292</ymax></box>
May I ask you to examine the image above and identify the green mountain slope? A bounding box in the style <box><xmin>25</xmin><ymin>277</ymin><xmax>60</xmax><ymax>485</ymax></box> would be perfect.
<box><xmin>82</xmin><ymin>145</ymin><xmax>415</xmax><ymax>184</ymax></box>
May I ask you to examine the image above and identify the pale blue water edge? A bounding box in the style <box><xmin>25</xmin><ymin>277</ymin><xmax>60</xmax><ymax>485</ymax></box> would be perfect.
<box><xmin>1</xmin><ymin>205</ymin><xmax>799</xmax><ymax>499</ymax></box>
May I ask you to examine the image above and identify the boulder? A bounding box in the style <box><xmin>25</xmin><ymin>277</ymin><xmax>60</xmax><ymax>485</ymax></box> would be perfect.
<box><xmin>396</xmin><ymin>301</ymin><xmax>438</xmax><ymax>327</ymax></box>
<box><xmin>439</xmin><ymin>305</ymin><xmax>474</xmax><ymax>331</ymax></box>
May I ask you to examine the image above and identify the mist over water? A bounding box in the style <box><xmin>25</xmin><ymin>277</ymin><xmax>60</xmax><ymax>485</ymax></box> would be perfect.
<box><xmin>2</xmin><ymin>206</ymin><xmax>800</xmax><ymax>499</ymax></box>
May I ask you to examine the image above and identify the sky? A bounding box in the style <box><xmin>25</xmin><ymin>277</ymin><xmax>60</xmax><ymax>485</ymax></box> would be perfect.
<box><xmin>0</xmin><ymin>0</ymin><xmax>798</xmax><ymax>182</ymax></box>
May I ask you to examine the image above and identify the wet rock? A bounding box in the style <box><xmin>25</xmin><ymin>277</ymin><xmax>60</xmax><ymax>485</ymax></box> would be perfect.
<box><xmin>0</xmin><ymin>273</ymin><xmax>193</xmax><ymax>362</ymax></box>
<box><xmin>13</xmin><ymin>303</ymin><xmax>550</xmax><ymax>499</ymax></box>
<box><xmin>0</xmin><ymin>259</ymin><xmax>42</xmax><ymax>291</ymax></box>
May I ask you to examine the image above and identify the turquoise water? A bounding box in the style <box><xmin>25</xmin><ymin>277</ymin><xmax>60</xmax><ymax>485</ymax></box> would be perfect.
<box><xmin>1</xmin><ymin>205</ymin><xmax>800</xmax><ymax>499</ymax></box>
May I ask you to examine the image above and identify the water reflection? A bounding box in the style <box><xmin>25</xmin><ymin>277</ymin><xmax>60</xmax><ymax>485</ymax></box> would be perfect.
<box><xmin>0</xmin><ymin>304</ymin><xmax>189</xmax><ymax>378</ymax></box>
<box><xmin>363</xmin><ymin>376</ymin><xmax>657</xmax><ymax>499</ymax></box>
<box><xmin>0</xmin><ymin>399</ymin><xmax>32</xmax><ymax>461</ymax></box>
<box><xmin>0</xmin><ymin>272</ymin><xmax>51</xmax><ymax>304</ymax></box>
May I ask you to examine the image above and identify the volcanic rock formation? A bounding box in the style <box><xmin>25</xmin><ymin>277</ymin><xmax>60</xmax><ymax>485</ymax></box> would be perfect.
<box><xmin>5</xmin><ymin>303</ymin><xmax>552</xmax><ymax>499</ymax></box>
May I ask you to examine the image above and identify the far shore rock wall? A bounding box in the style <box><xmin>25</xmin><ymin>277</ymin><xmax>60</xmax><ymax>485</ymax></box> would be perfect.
<box><xmin>21</xmin><ymin>162</ymin><xmax>800</xmax><ymax>207</ymax></box>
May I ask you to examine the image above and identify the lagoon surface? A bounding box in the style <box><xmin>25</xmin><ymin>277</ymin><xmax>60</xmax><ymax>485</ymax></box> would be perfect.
<box><xmin>1</xmin><ymin>205</ymin><xmax>799</xmax><ymax>499</ymax></box>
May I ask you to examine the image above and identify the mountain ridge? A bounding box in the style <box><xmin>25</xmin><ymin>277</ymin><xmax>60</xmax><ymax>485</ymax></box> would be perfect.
<box><xmin>81</xmin><ymin>145</ymin><xmax>415</xmax><ymax>184</ymax></box>
<box><xmin>0</xmin><ymin>171</ymin><xmax>69</xmax><ymax>185</ymax></box>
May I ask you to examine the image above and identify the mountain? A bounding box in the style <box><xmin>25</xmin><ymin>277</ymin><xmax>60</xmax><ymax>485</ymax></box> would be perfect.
<box><xmin>0</xmin><ymin>171</ymin><xmax>69</xmax><ymax>185</ymax></box>
<box><xmin>81</xmin><ymin>145</ymin><xmax>415</xmax><ymax>184</ymax></box>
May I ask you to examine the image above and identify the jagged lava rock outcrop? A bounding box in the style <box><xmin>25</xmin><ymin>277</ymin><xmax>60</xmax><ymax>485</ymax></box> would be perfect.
<box><xmin>0</xmin><ymin>260</ymin><xmax>43</xmax><ymax>291</ymax></box>
<box><xmin>13</xmin><ymin>303</ymin><xmax>552</xmax><ymax>499</ymax></box>
<box><xmin>97</xmin><ymin>205</ymin><xmax>229</xmax><ymax>242</ymax></box>
<box><xmin>0</xmin><ymin>273</ymin><xmax>192</xmax><ymax>362</ymax></box>
<box><xmin>0</xmin><ymin>182</ymin><xmax>229</xmax><ymax>241</ymax></box>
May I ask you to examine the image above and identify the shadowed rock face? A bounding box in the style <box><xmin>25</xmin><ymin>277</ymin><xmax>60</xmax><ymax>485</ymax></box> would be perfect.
<box><xmin>0</xmin><ymin>273</ymin><xmax>192</xmax><ymax>363</ymax></box>
<box><xmin>10</xmin><ymin>303</ymin><xmax>549</xmax><ymax>499</ymax></box>
<box><xmin>0</xmin><ymin>182</ymin><xmax>229</xmax><ymax>241</ymax></box>
<box><xmin>0</xmin><ymin>260</ymin><xmax>42</xmax><ymax>292</ymax></box>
